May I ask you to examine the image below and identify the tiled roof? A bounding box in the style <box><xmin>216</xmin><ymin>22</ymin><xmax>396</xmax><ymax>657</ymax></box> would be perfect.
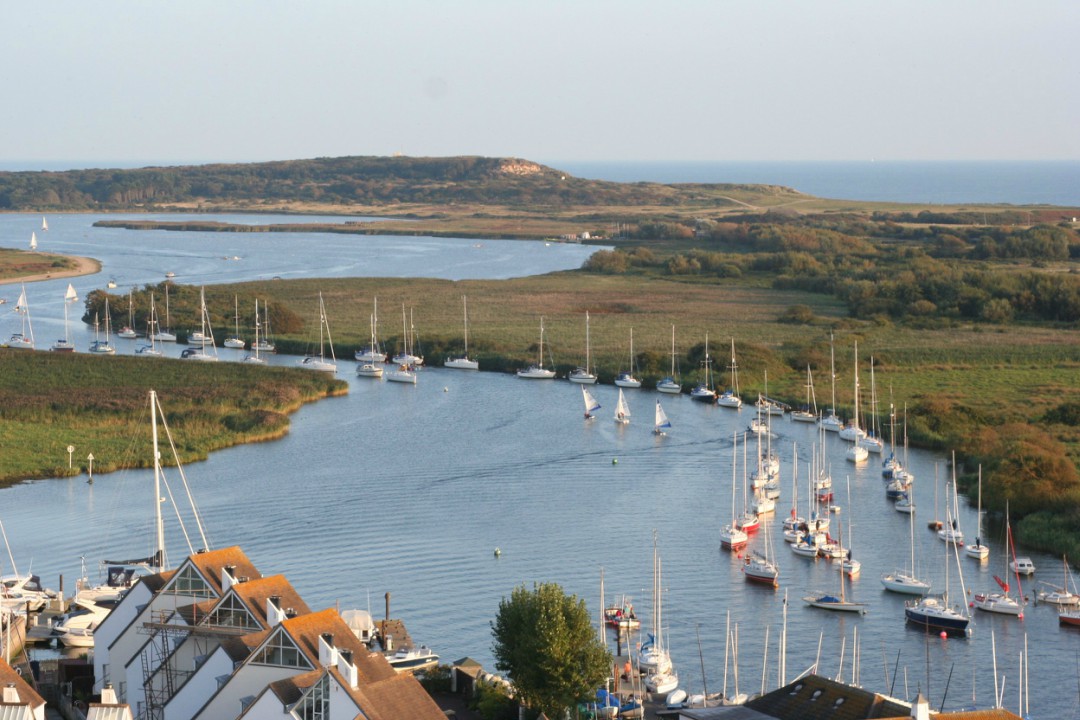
<box><xmin>229</xmin><ymin>574</ymin><xmax>311</xmax><ymax>624</ymax></box>
<box><xmin>0</xmin><ymin>658</ymin><xmax>45</xmax><ymax>708</ymax></box>
<box><xmin>141</xmin><ymin>570</ymin><xmax>174</xmax><ymax>593</ymax></box>
<box><xmin>265</xmin><ymin>668</ymin><xmax>322</xmax><ymax>707</ymax></box>
<box><xmin>220</xmin><ymin>630</ymin><xmax>269</xmax><ymax>663</ymax></box>
<box><xmin>747</xmin><ymin>674</ymin><xmax>910</xmax><ymax>720</ymax></box>
<box><xmin>344</xmin><ymin>669</ymin><xmax>447</xmax><ymax>720</ymax></box>
<box><xmin>280</xmin><ymin>609</ymin><xmax>397</xmax><ymax>685</ymax></box>
<box><xmin>185</xmin><ymin>546</ymin><xmax>260</xmax><ymax>594</ymax></box>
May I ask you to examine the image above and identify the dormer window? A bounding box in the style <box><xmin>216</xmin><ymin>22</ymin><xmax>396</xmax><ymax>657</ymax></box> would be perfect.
<box><xmin>812</xmin><ymin>689</ymin><xmax>823</xmax><ymax>701</ymax></box>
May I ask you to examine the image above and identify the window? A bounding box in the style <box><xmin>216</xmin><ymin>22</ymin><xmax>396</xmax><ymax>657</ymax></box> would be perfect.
<box><xmin>166</xmin><ymin>564</ymin><xmax>214</xmax><ymax>598</ymax></box>
<box><xmin>206</xmin><ymin>593</ymin><xmax>259</xmax><ymax>630</ymax></box>
<box><xmin>250</xmin><ymin>629</ymin><xmax>312</xmax><ymax>669</ymax></box>
<box><xmin>292</xmin><ymin>673</ymin><xmax>330</xmax><ymax>720</ymax></box>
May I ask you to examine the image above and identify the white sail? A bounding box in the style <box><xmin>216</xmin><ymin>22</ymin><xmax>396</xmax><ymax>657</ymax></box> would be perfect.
<box><xmin>15</xmin><ymin>288</ymin><xmax>27</xmax><ymax>313</ymax></box>
<box><xmin>582</xmin><ymin>387</ymin><xmax>601</xmax><ymax>418</ymax></box>
<box><xmin>615</xmin><ymin>388</ymin><xmax>631</xmax><ymax>424</ymax></box>
<box><xmin>41</xmin><ymin>217</ymin><xmax>48</xmax><ymax>231</ymax></box>
<box><xmin>29</xmin><ymin>232</ymin><xmax>37</xmax><ymax>250</ymax></box>
<box><xmin>654</xmin><ymin>400</ymin><xmax>672</xmax><ymax>435</ymax></box>
<box><xmin>65</xmin><ymin>283</ymin><xmax>78</xmax><ymax>302</ymax></box>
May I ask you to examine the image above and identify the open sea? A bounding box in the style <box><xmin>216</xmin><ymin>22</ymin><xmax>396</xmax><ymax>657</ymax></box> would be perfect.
<box><xmin>552</xmin><ymin>160</ymin><xmax>1080</xmax><ymax>207</ymax></box>
<box><xmin>0</xmin><ymin>178</ymin><xmax>1078</xmax><ymax>717</ymax></box>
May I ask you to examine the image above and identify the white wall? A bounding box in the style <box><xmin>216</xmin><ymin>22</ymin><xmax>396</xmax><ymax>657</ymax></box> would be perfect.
<box><xmin>92</xmin><ymin>582</ymin><xmax>153</xmax><ymax>689</ymax></box>
<box><xmin>164</xmin><ymin>647</ymin><xmax>234</xmax><ymax>720</ymax></box>
<box><xmin>194</xmin><ymin>665</ymin><xmax>307</xmax><ymax>720</ymax></box>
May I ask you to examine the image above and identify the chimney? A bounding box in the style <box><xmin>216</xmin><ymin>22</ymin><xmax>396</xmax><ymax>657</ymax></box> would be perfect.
<box><xmin>221</xmin><ymin>565</ymin><xmax>237</xmax><ymax>592</ymax></box>
<box><xmin>910</xmin><ymin>693</ymin><xmax>930</xmax><ymax>720</ymax></box>
<box><xmin>337</xmin><ymin>650</ymin><xmax>358</xmax><ymax>689</ymax></box>
<box><xmin>267</xmin><ymin>596</ymin><xmax>285</xmax><ymax>626</ymax></box>
<box><xmin>101</xmin><ymin>684</ymin><xmax>118</xmax><ymax>705</ymax></box>
<box><xmin>3</xmin><ymin>683</ymin><xmax>19</xmax><ymax>703</ymax></box>
<box><xmin>318</xmin><ymin>633</ymin><xmax>337</xmax><ymax>668</ymax></box>
<box><xmin>385</xmin><ymin>591</ymin><xmax>391</xmax><ymax>621</ymax></box>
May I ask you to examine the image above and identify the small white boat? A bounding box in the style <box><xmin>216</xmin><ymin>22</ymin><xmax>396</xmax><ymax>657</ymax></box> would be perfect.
<box><xmin>614</xmin><ymin>388</ymin><xmax>630</xmax><ymax>425</ymax></box>
<box><xmin>385</xmin><ymin>645</ymin><xmax>439</xmax><ymax>672</ymax></box>
<box><xmin>223</xmin><ymin>294</ymin><xmax>247</xmax><ymax>348</ymax></box>
<box><xmin>1012</xmin><ymin>557</ymin><xmax>1036</xmax><ymax>575</ymax></box>
<box><xmin>656</xmin><ymin>325</ymin><xmax>682</xmax><ymax>393</ymax></box>
<box><xmin>50</xmin><ymin>283</ymin><xmax>79</xmax><ymax>353</ymax></box>
<box><xmin>385</xmin><ymin>364</ymin><xmax>417</xmax><ymax>384</ymax></box>
<box><xmin>966</xmin><ymin>468</ymin><xmax>989</xmax><ymax>560</ymax></box>
<box><xmin>88</xmin><ymin>300</ymin><xmax>117</xmax><ymax>355</ymax></box>
<box><xmin>117</xmin><ymin>291</ymin><xmax>138</xmax><ymax>339</ymax></box>
<box><xmin>7</xmin><ymin>286</ymin><xmax>35</xmax><ymax>349</ymax></box>
<box><xmin>356</xmin><ymin>362</ymin><xmax>383</xmax><ymax>379</ymax></box>
<box><xmin>243</xmin><ymin>299</ymin><xmax>267</xmax><ymax>364</ymax></box>
<box><xmin>716</xmin><ymin>338</ymin><xmax>742</xmax><ymax>408</ymax></box>
<box><xmin>614</xmin><ymin>327</ymin><xmax>642</xmax><ymax>387</ymax></box>
<box><xmin>653</xmin><ymin>400</ymin><xmax>671</xmax><ymax>436</ymax></box>
<box><xmin>568</xmin><ymin>312</ymin><xmax>597</xmax><ymax>384</ymax></box>
<box><xmin>391</xmin><ymin>305</ymin><xmax>424</xmax><ymax>367</ymax></box>
<box><xmin>445</xmin><ymin>295</ymin><xmax>479</xmax><ymax>370</ymax></box>
<box><xmin>582</xmin><ymin>386</ymin><xmax>601</xmax><ymax>419</ymax></box>
<box><xmin>1039</xmin><ymin>556</ymin><xmax>1080</xmax><ymax>605</ymax></box>
<box><xmin>296</xmin><ymin>292</ymin><xmax>337</xmax><ymax>373</ymax></box>
<box><xmin>665</xmin><ymin>688</ymin><xmax>687</xmax><ymax>708</ymax></box>
<box><xmin>517</xmin><ymin>316</ymin><xmax>556</xmax><ymax>379</ymax></box>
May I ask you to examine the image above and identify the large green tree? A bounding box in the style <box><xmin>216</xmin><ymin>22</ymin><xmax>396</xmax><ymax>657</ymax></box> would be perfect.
<box><xmin>491</xmin><ymin>582</ymin><xmax>612</xmax><ymax>718</ymax></box>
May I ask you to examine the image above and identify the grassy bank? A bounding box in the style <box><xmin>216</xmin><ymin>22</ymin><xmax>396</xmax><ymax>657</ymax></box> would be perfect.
<box><xmin>0</xmin><ymin>350</ymin><xmax>347</xmax><ymax>486</ymax></box>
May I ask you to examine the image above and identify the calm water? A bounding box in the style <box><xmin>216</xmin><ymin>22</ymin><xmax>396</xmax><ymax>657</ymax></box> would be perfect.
<box><xmin>1</xmin><ymin>213</ymin><xmax>1077</xmax><ymax>716</ymax></box>
<box><xmin>553</xmin><ymin>160</ymin><xmax>1080</xmax><ymax>206</ymax></box>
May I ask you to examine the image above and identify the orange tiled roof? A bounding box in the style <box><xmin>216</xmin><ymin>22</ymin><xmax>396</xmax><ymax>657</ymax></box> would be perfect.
<box><xmin>185</xmin><ymin>546</ymin><xmax>260</xmax><ymax>594</ymax></box>
<box><xmin>0</xmin><ymin>657</ymin><xmax>45</xmax><ymax>708</ymax></box>
<box><xmin>229</xmin><ymin>574</ymin><xmax>311</xmax><ymax>624</ymax></box>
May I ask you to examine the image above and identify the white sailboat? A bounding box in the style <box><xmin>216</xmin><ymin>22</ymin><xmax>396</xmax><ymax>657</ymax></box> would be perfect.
<box><xmin>50</xmin><ymin>284</ymin><xmax>78</xmax><ymax>352</ymax></box>
<box><xmin>354</xmin><ymin>297</ymin><xmax>384</xmax><ymax>362</ymax></box>
<box><xmin>7</xmin><ymin>286</ymin><xmax>35</xmax><ymax>349</ymax></box>
<box><xmin>445</xmin><ymin>295</ymin><xmax>479</xmax><ymax>370</ymax></box>
<box><xmin>152</xmin><ymin>284</ymin><xmax>177</xmax><ymax>342</ymax></box>
<box><xmin>179</xmin><ymin>288</ymin><xmax>218</xmax><ymax>361</ymax></box>
<box><xmin>117</xmin><ymin>291</ymin><xmax>138</xmax><ymax>339</ymax></box>
<box><xmin>720</xmin><ymin>433</ymin><xmax>749</xmax><ymax>551</ymax></box>
<box><xmin>223</xmin><ymin>295</ymin><xmax>246</xmax><ymax>348</ymax></box>
<box><xmin>136</xmin><ymin>293</ymin><xmax>164</xmax><ymax>357</ymax></box>
<box><xmin>965</xmin><ymin>466</ymin><xmax>990</xmax><ymax>560</ymax></box>
<box><xmin>640</xmin><ymin>533</ymin><xmax>677</xmax><ymax>694</ymax></box>
<box><xmin>804</xmin><ymin>520</ymin><xmax>866</xmax><ymax>613</ymax></box>
<box><xmin>582</xmin><ymin>386</ymin><xmax>601</xmax><ymax>419</ymax></box>
<box><xmin>742</xmin><ymin>502</ymin><xmax>779</xmax><ymax>587</ymax></box>
<box><xmin>391</xmin><ymin>305</ymin><xmax>424</xmax><ymax>367</ymax></box>
<box><xmin>689</xmin><ymin>333</ymin><xmax>718</xmax><ymax>403</ymax></box>
<box><xmin>29</xmin><ymin>231</ymin><xmax>37</xmax><ymax>251</ymax></box>
<box><xmin>938</xmin><ymin>457</ymin><xmax>964</xmax><ymax>545</ymax></box>
<box><xmin>882</xmin><ymin>488</ymin><xmax>932</xmax><ymax>595</ymax></box>
<box><xmin>863</xmin><ymin>359</ymin><xmax>885</xmax><ymax>454</ymax></box>
<box><xmin>614</xmin><ymin>388</ymin><xmax>631</xmax><ymax>425</ymax></box>
<box><xmin>517</xmin><ymin>316</ymin><xmax>556</xmax><ymax>379</ymax></box>
<box><xmin>243</xmin><ymin>299</ymin><xmax>267</xmax><ymax>364</ymax></box>
<box><xmin>1038</xmin><ymin>555</ymin><xmax>1080</xmax><ymax>605</ymax></box>
<box><xmin>656</xmin><ymin>325</ymin><xmax>681</xmax><ymax>394</ymax></box>
<box><xmin>41</xmin><ymin>216</ymin><xmax>48</xmax><ymax>231</ymax></box>
<box><xmin>297</xmin><ymin>292</ymin><xmax>337</xmax><ymax>373</ymax></box>
<box><xmin>614</xmin><ymin>327</ymin><xmax>642</xmax><ymax>387</ymax></box>
<box><xmin>972</xmin><ymin>503</ymin><xmax>1025</xmax><ymax>616</ymax></box>
<box><xmin>844</xmin><ymin>342</ymin><xmax>869</xmax><ymax>463</ymax></box>
<box><xmin>356</xmin><ymin>313</ymin><xmax>384</xmax><ymax>377</ymax></box>
<box><xmin>820</xmin><ymin>332</ymin><xmax>843</xmax><ymax>432</ymax></box>
<box><xmin>716</xmin><ymin>338</ymin><xmax>742</xmax><ymax>408</ymax></box>
<box><xmin>790</xmin><ymin>365</ymin><xmax>817</xmax><ymax>423</ymax></box>
<box><xmin>387</xmin><ymin>304</ymin><xmax>417</xmax><ymax>382</ymax></box>
<box><xmin>653</xmin><ymin>400</ymin><xmax>672</xmax><ymax>436</ymax></box>
<box><xmin>88</xmin><ymin>298</ymin><xmax>116</xmax><ymax>355</ymax></box>
<box><xmin>568</xmin><ymin>311</ymin><xmax>598</xmax><ymax>384</ymax></box>
<box><xmin>253</xmin><ymin>299</ymin><xmax>275</xmax><ymax>352</ymax></box>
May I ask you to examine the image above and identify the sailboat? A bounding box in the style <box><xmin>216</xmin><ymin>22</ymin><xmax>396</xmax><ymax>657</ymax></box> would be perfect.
<box><xmin>582</xmin><ymin>386</ymin><xmax>601</xmax><ymax>419</ymax></box>
<box><xmin>41</xmin><ymin>216</ymin><xmax>48</xmax><ymax>231</ymax></box>
<box><xmin>804</xmin><ymin>520</ymin><xmax>866</xmax><ymax>612</ymax></box>
<box><xmin>117</xmin><ymin>291</ymin><xmax>138</xmax><ymax>339</ymax></box>
<box><xmin>387</xmin><ymin>304</ymin><xmax>417</xmax><ymax>382</ymax></box>
<box><xmin>179</xmin><ymin>288</ymin><xmax>218</xmax><ymax>361</ymax></box>
<box><xmin>391</xmin><ymin>306</ymin><xmax>424</xmax><ymax>367</ymax></box>
<box><xmin>653</xmin><ymin>400</ymin><xmax>671</xmax><ymax>436</ymax></box>
<box><xmin>790</xmin><ymin>366</ymin><xmax>817</xmax><ymax>423</ymax></box>
<box><xmin>297</xmin><ymin>292</ymin><xmax>337</xmax><ymax>373</ymax></box>
<box><xmin>881</xmin><ymin>487</ymin><xmax>932</xmax><ymax>595</ymax></box>
<box><xmin>820</xmin><ymin>332</ymin><xmax>843</xmax><ymax>432</ymax></box>
<box><xmin>517</xmin><ymin>316</ymin><xmax>556</xmax><ymax>379</ymax></box>
<box><xmin>640</xmin><ymin>533</ymin><xmax>678</xmax><ymax>694</ymax></box>
<box><xmin>657</xmin><ymin>325</ymin><xmax>681</xmax><ymax>394</ymax></box>
<box><xmin>355</xmin><ymin>313</ymin><xmax>384</xmax><ymax>378</ymax></box>
<box><xmin>568</xmin><ymin>311</ymin><xmax>598</xmax><ymax>384</ymax></box>
<box><xmin>614</xmin><ymin>327</ymin><xmax>642</xmax><ymax>387</ymax></box>
<box><xmin>223</xmin><ymin>295</ymin><xmax>246</xmax><ymax>348</ymax></box>
<box><xmin>445</xmin><ymin>295</ymin><xmax>479</xmax><ymax>370</ymax></box>
<box><xmin>863</xmin><ymin>359</ymin><xmax>885</xmax><ymax>454</ymax></box>
<box><xmin>965</xmin><ymin>466</ymin><xmax>990</xmax><ymax>560</ymax></box>
<box><xmin>29</xmin><ymin>231</ymin><xmax>37</xmax><ymax>251</ymax></box>
<box><xmin>844</xmin><ymin>342</ymin><xmax>869</xmax><ymax>463</ymax></box>
<box><xmin>614</xmin><ymin>388</ymin><xmax>631</xmax><ymax>425</ymax></box>
<box><xmin>937</xmin><ymin>457</ymin><xmax>965</xmax><ymax>545</ymax></box>
<box><xmin>243</xmin><ymin>299</ymin><xmax>267</xmax><ymax>364</ymax></box>
<box><xmin>736</xmin><ymin>433</ymin><xmax>760</xmax><ymax>535</ymax></box>
<box><xmin>720</xmin><ymin>432</ymin><xmax>749</xmax><ymax>551</ymax></box>
<box><xmin>152</xmin><ymin>283</ymin><xmax>177</xmax><ymax>342</ymax></box>
<box><xmin>742</xmin><ymin>504</ymin><xmax>779</xmax><ymax>587</ymax></box>
<box><xmin>253</xmin><ymin>299</ymin><xmax>275</xmax><ymax>352</ymax></box>
<box><xmin>905</xmin><ymin>509</ymin><xmax>971</xmax><ymax>635</ymax></box>
<box><xmin>1039</xmin><ymin>555</ymin><xmax>1080</xmax><ymax>606</ymax></box>
<box><xmin>972</xmin><ymin>502</ymin><xmax>1025</xmax><ymax>616</ymax></box>
<box><xmin>50</xmin><ymin>284</ymin><xmax>78</xmax><ymax>352</ymax></box>
<box><xmin>354</xmin><ymin>297</ymin><xmax>384</xmax><ymax>362</ymax></box>
<box><xmin>88</xmin><ymin>298</ymin><xmax>116</xmax><ymax>354</ymax></box>
<box><xmin>690</xmin><ymin>334</ymin><xmax>718</xmax><ymax>403</ymax></box>
<box><xmin>7</xmin><ymin>286</ymin><xmax>35</xmax><ymax>349</ymax></box>
<box><xmin>136</xmin><ymin>293</ymin><xmax>164</xmax><ymax>357</ymax></box>
<box><xmin>716</xmin><ymin>338</ymin><xmax>742</xmax><ymax>408</ymax></box>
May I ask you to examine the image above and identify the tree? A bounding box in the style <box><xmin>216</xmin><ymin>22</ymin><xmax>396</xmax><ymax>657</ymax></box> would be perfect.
<box><xmin>491</xmin><ymin>582</ymin><xmax>612</xmax><ymax>718</ymax></box>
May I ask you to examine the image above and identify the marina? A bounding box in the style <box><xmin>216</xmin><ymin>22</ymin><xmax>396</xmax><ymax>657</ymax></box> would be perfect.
<box><xmin>0</xmin><ymin>213</ymin><xmax>1077</xmax><ymax>716</ymax></box>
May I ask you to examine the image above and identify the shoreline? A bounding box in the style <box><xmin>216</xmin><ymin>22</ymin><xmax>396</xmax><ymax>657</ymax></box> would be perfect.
<box><xmin>0</xmin><ymin>254</ymin><xmax>102</xmax><ymax>286</ymax></box>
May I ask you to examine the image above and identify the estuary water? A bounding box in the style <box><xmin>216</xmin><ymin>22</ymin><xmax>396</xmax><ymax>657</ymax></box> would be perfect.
<box><xmin>0</xmin><ymin>213</ymin><xmax>1076</xmax><ymax>716</ymax></box>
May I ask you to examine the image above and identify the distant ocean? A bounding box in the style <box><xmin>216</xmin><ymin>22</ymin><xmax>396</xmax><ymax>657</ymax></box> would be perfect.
<box><xmin>551</xmin><ymin>160</ymin><xmax>1080</xmax><ymax>207</ymax></box>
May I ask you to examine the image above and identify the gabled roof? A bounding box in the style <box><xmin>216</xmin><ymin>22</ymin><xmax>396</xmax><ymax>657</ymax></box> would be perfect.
<box><xmin>343</xmin><ymin>669</ymin><xmax>447</xmax><ymax>720</ymax></box>
<box><xmin>0</xmin><ymin>657</ymin><xmax>45</xmax><ymax>708</ymax></box>
<box><xmin>220</xmin><ymin>630</ymin><xmax>269</xmax><ymax>663</ymax></box>
<box><xmin>183</xmin><ymin>546</ymin><xmax>260</xmax><ymax>595</ymax></box>
<box><xmin>228</xmin><ymin>574</ymin><xmax>310</xmax><ymax>625</ymax></box>
<box><xmin>279</xmin><ymin>608</ymin><xmax>396</xmax><ymax>685</ymax></box>
<box><xmin>141</xmin><ymin>570</ymin><xmax>174</xmax><ymax>594</ymax></box>
<box><xmin>265</xmin><ymin>668</ymin><xmax>322</xmax><ymax>708</ymax></box>
<box><xmin>747</xmin><ymin>674</ymin><xmax>910</xmax><ymax>720</ymax></box>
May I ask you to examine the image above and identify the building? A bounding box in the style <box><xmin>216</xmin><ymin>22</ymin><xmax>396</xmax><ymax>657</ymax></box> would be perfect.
<box><xmin>0</xmin><ymin>657</ymin><xmax>46</xmax><ymax>720</ymax></box>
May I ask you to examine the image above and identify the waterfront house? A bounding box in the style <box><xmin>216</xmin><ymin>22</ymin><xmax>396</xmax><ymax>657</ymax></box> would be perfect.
<box><xmin>0</xmin><ymin>657</ymin><xmax>46</xmax><ymax>720</ymax></box>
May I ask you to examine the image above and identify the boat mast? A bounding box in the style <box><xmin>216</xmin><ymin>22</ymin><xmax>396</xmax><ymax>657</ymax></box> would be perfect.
<box><xmin>462</xmin><ymin>296</ymin><xmax>469</xmax><ymax>357</ymax></box>
<box><xmin>150</xmin><ymin>390</ymin><xmax>166</xmax><ymax>572</ymax></box>
<box><xmin>829</xmin><ymin>332</ymin><xmax>837</xmax><ymax>418</ymax></box>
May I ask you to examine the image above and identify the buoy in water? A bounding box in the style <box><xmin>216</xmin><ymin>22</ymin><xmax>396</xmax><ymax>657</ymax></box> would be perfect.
<box><xmin>443</xmin><ymin>387</ymin><xmax>448</xmax><ymax>392</ymax></box>
<box><xmin>612</xmin><ymin>458</ymin><xmax>618</xmax><ymax>465</ymax></box>
<box><xmin>494</xmin><ymin>547</ymin><xmax>501</xmax><ymax>558</ymax></box>
<box><xmin>939</xmin><ymin>631</ymin><xmax>947</xmax><ymax>639</ymax></box>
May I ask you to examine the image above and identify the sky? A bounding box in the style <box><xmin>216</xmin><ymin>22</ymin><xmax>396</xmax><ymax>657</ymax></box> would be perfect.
<box><xmin>3</xmin><ymin>1</ymin><xmax>1078</xmax><ymax>168</ymax></box>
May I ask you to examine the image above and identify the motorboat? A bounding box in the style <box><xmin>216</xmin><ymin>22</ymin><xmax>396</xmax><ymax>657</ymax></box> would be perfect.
<box><xmin>385</xmin><ymin>645</ymin><xmax>439</xmax><ymax>673</ymax></box>
<box><xmin>1012</xmin><ymin>557</ymin><xmax>1036</xmax><ymax>575</ymax></box>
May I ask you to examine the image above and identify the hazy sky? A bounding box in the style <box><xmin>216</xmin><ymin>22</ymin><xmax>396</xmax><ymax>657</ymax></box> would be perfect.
<box><xmin>4</xmin><ymin>1</ymin><xmax>1078</xmax><ymax>167</ymax></box>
